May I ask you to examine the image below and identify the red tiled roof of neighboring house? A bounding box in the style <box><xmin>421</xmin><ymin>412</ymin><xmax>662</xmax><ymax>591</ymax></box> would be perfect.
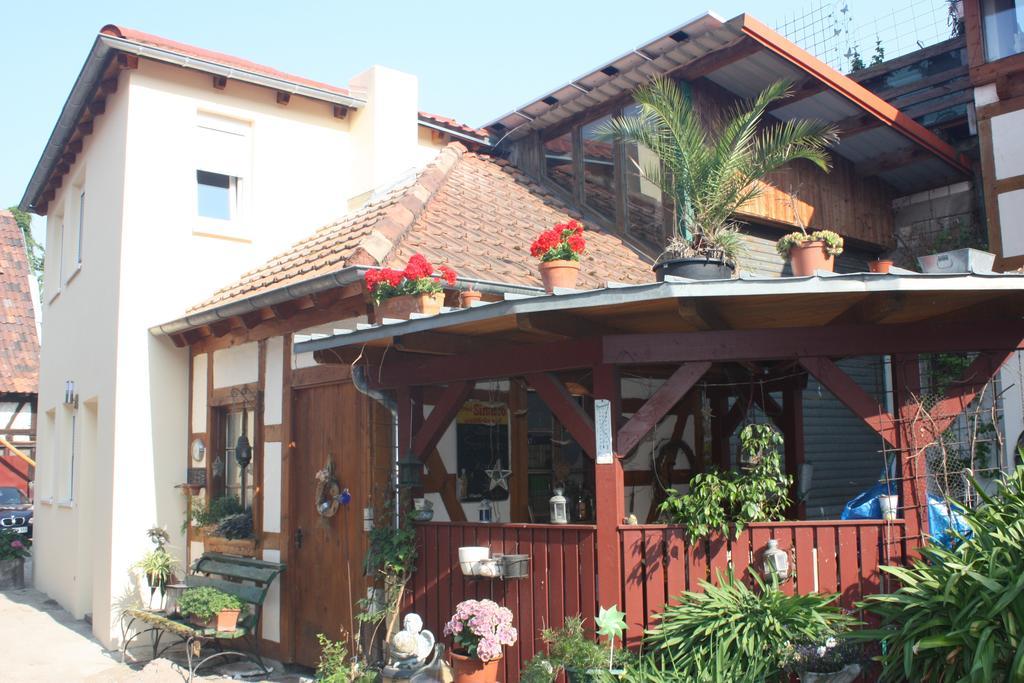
<box><xmin>418</xmin><ymin>112</ymin><xmax>489</xmax><ymax>140</ymax></box>
<box><xmin>0</xmin><ymin>211</ymin><xmax>39</xmax><ymax>395</ymax></box>
<box><xmin>190</xmin><ymin>143</ymin><xmax>654</xmax><ymax>313</ymax></box>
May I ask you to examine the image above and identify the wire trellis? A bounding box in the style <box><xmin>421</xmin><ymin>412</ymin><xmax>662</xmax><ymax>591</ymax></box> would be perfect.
<box><xmin>775</xmin><ymin>0</ymin><xmax>956</xmax><ymax>74</ymax></box>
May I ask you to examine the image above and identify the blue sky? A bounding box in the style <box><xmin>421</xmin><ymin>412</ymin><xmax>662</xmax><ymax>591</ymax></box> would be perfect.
<box><xmin>1</xmin><ymin>0</ymin><xmax>951</xmax><ymax>224</ymax></box>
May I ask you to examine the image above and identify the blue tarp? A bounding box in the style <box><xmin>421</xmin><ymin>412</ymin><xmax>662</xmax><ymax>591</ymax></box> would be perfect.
<box><xmin>841</xmin><ymin>482</ymin><xmax>972</xmax><ymax>549</ymax></box>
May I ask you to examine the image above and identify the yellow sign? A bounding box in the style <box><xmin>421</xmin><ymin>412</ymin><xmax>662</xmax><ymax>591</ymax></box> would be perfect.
<box><xmin>456</xmin><ymin>400</ymin><xmax>508</xmax><ymax>426</ymax></box>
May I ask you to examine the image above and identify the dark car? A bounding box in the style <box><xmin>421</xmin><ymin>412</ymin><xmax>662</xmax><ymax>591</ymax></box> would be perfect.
<box><xmin>0</xmin><ymin>487</ymin><xmax>32</xmax><ymax>538</ymax></box>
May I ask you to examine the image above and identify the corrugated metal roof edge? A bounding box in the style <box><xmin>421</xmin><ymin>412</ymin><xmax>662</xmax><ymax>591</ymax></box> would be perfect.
<box><xmin>293</xmin><ymin>270</ymin><xmax>1024</xmax><ymax>356</ymax></box>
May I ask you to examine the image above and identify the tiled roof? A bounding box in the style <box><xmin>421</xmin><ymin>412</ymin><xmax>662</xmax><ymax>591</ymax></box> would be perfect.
<box><xmin>190</xmin><ymin>143</ymin><xmax>655</xmax><ymax>312</ymax></box>
<box><xmin>418</xmin><ymin>112</ymin><xmax>489</xmax><ymax>140</ymax></box>
<box><xmin>0</xmin><ymin>211</ymin><xmax>39</xmax><ymax>395</ymax></box>
<box><xmin>100</xmin><ymin>25</ymin><xmax>357</xmax><ymax>97</ymax></box>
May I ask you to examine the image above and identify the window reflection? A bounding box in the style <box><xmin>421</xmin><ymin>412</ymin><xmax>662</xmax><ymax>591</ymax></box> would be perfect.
<box><xmin>543</xmin><ymin>131</ymin><xmax>575</xmax><ymax>197</ymax></box>
<box><xmin>622</xmin><ymin>104</ymin><xmax>667</xmax><ymax>244</ymax></box>
<box><xmin>582</xmin><ymin>115</ymin><xmax>617</xmax><ymax>219</ymax></box>
<box><xmin>983</xmin><ymin>0</ymin><xmax>1024</xmax><ymax>61</ymax></box>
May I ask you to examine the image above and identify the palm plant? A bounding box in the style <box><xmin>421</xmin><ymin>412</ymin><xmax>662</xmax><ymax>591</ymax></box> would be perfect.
<box><xmin>599</xmin><ymin>77</ymin><xmax>839</xmax><ymax>266</ymax></box>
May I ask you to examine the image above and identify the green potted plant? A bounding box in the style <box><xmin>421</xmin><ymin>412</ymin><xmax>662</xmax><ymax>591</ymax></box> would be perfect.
<box><xmin>784</xmin><ymin>636</ymin><xmax>862</xmax><ymax>683</ymax></box>
<box><xmin>541</xmin><ymin>616</ymin><xmax>606</xmax><ymax>682</ymax></box>
<box><xmin>188</xmin><ymin>496</ymin><xmax>256</xmax><ymax>557</ymax></box>
<box><xmin>0</xmin><ymin>529</ymin><xmax>31</xmax><ymax>590</ymax></box>
<box><xmin>600</xmin><ymin>77</ymin><xmax>838</xmax><ymax>281</ymax></box>
<box><xmin>776</xmin><ymin>230</ymin><xmax>844</xmax><ymax>276</ymax></box>
<box><xmin>178</xmin><ymin>586</ymin><xmax>243</xmax><ymax>631</ymax></box>
<box><xmin>530</xmin><ymin>220</ymin><xmax>587</xmax><ymax>293</ymax></box>
<box><xmin>364</xmin><ymin>254</ymin><xmax>457</xmax><ymax>320</ymax></box>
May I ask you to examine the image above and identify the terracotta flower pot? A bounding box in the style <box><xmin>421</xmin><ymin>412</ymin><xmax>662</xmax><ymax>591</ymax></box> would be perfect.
<box><xmin>375</xmin><ymin>292</ymin><xmax>445</xmax><ymax>320</ymax></box>
<box><xmin>538</xmin><ymin>259</ymin><xmax>580</xmax><ymax>293</ymax></box>
<box><xmin>449</xmin><ymin>650</ymin><xmax>500</xmax><ymax>683</ymax></box>
<box><xmin>459</xmin><ymin>290</ymin><xmax>482</xmax><ymax>308</ymax></box>
<box><xmin>868</xmin><ymin>259</ymin><xmax>893</xmax><ymax>273</ymax></box>
<box><xmin>189</xmin><ymin>608</ymin><xmax>241</xmax><ymax>632</ymax></box>
<box><xmin>789</xmin><ymin>240</ymin><xmax>835</xmax><ymax>276</ymax></box>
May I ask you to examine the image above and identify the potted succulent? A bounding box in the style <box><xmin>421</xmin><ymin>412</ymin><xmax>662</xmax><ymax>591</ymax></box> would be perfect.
<box><xmin>785</xmin><ymin>636</ymin><xmax>862</xmax><ymax>683</ymax></box>
<box><xmin>600</xmin><ymin>77</ymin><xmax>838</xmax><ymax>281</ymax></box>
<box><xmin>531</xmin><ymin>220</ymin><xmax>586</xmax><ymax>293</ymax></box>
<box><xmin>777</xmin><ymin>229</ymin><xmax>844</xmax><ymax>276</ymax></box>
<box><xmin>444</xmin><ymin>598</ymin><xmax>518</xmax><ymax>682</ymax></box>
<box><xmin>0</xmin><ymin>529</ymin><xmax>30</xmax><ymax>590</ymax></box>
<box><xmin>365</xmin><ymin>254</ymin><xmax>457</xmax><ymax>320</ymax></box>
<box><xmin>178</xmin><ymin>586</ymin><xmax>244</xmax><ymax>631</ymax></box>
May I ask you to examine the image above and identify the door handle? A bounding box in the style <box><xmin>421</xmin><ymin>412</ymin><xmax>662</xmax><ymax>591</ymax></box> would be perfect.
<box><xmin>295</xmin><ymin>527</ymin><xmax>303</xmax><ymax>549</ymax></box>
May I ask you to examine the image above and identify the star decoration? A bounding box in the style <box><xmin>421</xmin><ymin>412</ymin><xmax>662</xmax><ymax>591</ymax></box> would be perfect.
<box><xmin>485</xmin><ymin>466</ymin><xmax>512</xmax><ymax>491</ymax></box>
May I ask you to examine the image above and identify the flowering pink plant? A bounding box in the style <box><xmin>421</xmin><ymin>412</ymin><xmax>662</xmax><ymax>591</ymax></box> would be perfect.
<box><xmin>0</xmin><ymin>530</ymin><xmax>31</xmax><ymax>560</ymax></box>
<box><xmin>443</xmin><ymin>599</ymin><xmax>517</xmax><ymax>662</ymax></box>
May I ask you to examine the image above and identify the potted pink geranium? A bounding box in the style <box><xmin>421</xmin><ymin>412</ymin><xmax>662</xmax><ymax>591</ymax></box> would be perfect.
<box><xmin>444</xmin><ymin>598</ymin><xmax>518</xmax><ymax>682</ymax></box>
<box><xmin>0</xmin><ymin>530</ymin><xmax>31</xmax><ymax>589</ymax></box>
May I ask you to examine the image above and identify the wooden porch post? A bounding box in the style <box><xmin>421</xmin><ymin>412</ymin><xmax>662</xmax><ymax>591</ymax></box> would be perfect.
<box><xmin>592</xmin><ymin>363</ymin><xmax>624</xmax><ymax>612</ymax></box>
<box><xmin>782</xmin><ymin>376</ymin><xmax>806</xmax><ymax>519</ymax></box>
<box><xmin>893</xmin><ymin>354</ymin><xmax>930</xmax><ymax>558</ymax></box>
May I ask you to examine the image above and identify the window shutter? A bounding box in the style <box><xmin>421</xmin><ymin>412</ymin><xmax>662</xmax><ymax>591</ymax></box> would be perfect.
<box><xmin>196</xmin><ymin>113</ymin><xmax>251</xmax><ymax>178</ymax></box>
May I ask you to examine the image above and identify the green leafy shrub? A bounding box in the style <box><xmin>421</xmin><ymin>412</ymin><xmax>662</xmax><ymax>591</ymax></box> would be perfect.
<box><xmin>215</xmin><ymin>511</ymin><xmax>253</xmax><ymax>539</ymax></box>
<box><xmin>0</xmin><ymin>530</ymin><xmax>30</xmax><ymax>560</ymax></box>
<box><xmin>644</xmin><ymin>572</ymin><xmax>856</xmax><ymax>681</ymax></box>
<box><xmin>186</xmin><ymin>495</ymin><xmax>244</xmax><ymax>531</ymax></box>
<box><xmin>623</xmin><ymin>650</ymin><xmax>772</xmax><ymax>683</ymax></box>
<box><xmin>543</xmin><ymin>616</ymin><xmax>608</xmax><ymax>672</ymax></box>
<box><xmin>177</xmin><ymin>587</ymin><xmax>242</xmax><ymax>621</ymax></box>
<box><xmin>860</xmin><ymin>467</ymin><xmax>1024</xmax><ymax>682</ymax></box>
<box><xmin>658</xmin><ymin>424</ymin><xmax>792</xmax><ymax>540</ymax></box>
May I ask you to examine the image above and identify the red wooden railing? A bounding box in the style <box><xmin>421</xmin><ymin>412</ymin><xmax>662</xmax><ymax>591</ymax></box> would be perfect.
<box><xmin>619</xmin><ymin>520</ymin><xmax>907</xmax><ymax>644</ymax></box>
<box><xmin>409</xmin><ymin>522</ymin><xmax>597</xmax><ymax>683</ymax></box>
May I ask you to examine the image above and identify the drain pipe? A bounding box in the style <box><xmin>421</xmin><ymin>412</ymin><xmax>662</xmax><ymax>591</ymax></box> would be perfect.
<box><xmin>352</xmin><ymin>364</ymin><xmax>401</xmax><ymax>529</ymax></box>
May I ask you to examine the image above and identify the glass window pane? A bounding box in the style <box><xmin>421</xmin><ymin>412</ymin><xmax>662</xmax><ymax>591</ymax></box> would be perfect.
<box><xmin>983</xmin><ymin>0</ymin><xmax>1024</xmax><ymax>61</ymax></box>
<box><xmin>224</xmin><ymin>409</ymin><xmax>255</xmax><ymax>507</ymax></box>
<box><xmin>623</xmin><ymin>104</ymin><xmax>667</xmax><ymax>244</ymax></box>
<box><xmin>543</xmin><ymin>131</ymin><xmax>574</xmax><ymax>196</ymax></box>
<box><xmin>197</xmin><ymin>170</ymin><xmax>232</xmax><ymax>220</ymax></box>
<box><xmin>582</xmin><ymin>115</ymin><xmax>617</xmax><ymax>219</ymax></box>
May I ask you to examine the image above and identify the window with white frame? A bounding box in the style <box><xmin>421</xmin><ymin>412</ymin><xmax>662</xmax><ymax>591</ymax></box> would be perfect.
<box><xmin>76</xmin><ymin>189</ymin><xmax>85</xmax><ymax>267</ymax></box>
<box><xmin>195</xmin><ymin>113</ymin><xmax>251</xmax><ymax>230</ymax></box>
<box><xmin>46</xmin><ymin>212</ymin><xmax>65</xmax><ymax>301</ymax></box>
<box><xmin>58</xmin><ymin>405</ymin><xmax>77</xmax><ymax>503</ymax></box>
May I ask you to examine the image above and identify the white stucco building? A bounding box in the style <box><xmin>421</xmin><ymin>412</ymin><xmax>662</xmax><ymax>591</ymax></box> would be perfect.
<box><xmin>19</xmin><ymin>24</ymin><xmax>483</xmax><ymax>647</ymax></box>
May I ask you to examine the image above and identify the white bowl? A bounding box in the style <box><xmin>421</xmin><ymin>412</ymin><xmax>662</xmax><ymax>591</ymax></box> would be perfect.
<box><xmin>458</xmin><ymin>546</ymin><xmax>489</xmax><ymax>574</ymax></box>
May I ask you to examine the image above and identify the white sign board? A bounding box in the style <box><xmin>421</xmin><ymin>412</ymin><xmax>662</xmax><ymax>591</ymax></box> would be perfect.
<box><xmin>594</xmin><ymin>398</ymin><xmax>614</xmax><ymax>464</ymax></box>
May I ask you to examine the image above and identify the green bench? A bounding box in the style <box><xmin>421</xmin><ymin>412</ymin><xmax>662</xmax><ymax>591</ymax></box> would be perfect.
<box><xmin>120</xmin><ymin>552</ymin><xmax>285</xmax><ymax>682</ymax></box>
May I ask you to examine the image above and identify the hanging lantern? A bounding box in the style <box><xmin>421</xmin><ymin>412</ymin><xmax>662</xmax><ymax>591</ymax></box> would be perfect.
<box><xmin>398</xmin><ymin>454</ymin><xmax>422</xmax><ymax>488</ymax></box>
<box><xmin>762</xmin><ymin>539</ymin><xmax>790</xmax><ymax>582</ymax></box>
<box><xmin>478</xmin><ymin>498</ymin><xmax>493</xmax><ymax>523</ymax></box>
<box><xmin>234</xmin><ymin>432</ymin><xmax>253</xmax><ymax>469</ymax></box>
<box><xmin>549</xmin><ymin>487</ymin><xmax>568</xmax><ymax>524</ymax></box>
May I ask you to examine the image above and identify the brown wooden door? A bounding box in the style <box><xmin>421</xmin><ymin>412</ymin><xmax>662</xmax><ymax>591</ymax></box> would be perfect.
<box><xmin>289</xmin><ymin>380</ymin><xmax>371</xmax><ymax>667</ymax></box>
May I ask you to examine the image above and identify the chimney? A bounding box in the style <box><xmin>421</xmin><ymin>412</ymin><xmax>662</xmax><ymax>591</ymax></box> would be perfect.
<box><xmin>348</xmin><ymin>66</ymin><xmax>419</xmax><ymax>197</ymax></box>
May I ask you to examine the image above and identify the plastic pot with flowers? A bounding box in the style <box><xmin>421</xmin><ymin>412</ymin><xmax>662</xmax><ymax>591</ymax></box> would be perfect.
<box><xmin>443</xmin><ymin>598</ymin><xmax>518</xmax><ymax>682</ymax></box>
<box><xmin>0</xmin><ymin>529</ymin><xmax>31</xmax><ymax>589</ymax></box>
<box><xmin>531</xmin><ymin>220</ymin><xmax>586</xmax><ymax>293</ymax></box>
<box><xmin>365</xmin><ymin>254</ymin><xmax>458</xmax><ymax>321</ymax></box>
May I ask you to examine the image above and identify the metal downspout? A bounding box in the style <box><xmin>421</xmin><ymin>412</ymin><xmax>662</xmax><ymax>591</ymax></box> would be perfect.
<box><xmin>352</xmin><ymin>365</ymin><xmax>400</xmax><ymax>529</ymax></box>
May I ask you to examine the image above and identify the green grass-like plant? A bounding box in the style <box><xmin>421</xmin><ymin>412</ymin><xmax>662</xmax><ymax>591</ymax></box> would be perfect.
<box><xmin>644</xmin><ymin>572</ymin><xmax>856</xmax><ymax>681</ymax></box>
<box><xmin>859</xmin><ymin>467</ymin><xmax>1024</xmax><ymax>682</ymax></box>
<box><xmin>177</xmin><ymin>586</ymin><xmax>242</xmax><ymax>622</ymax></box>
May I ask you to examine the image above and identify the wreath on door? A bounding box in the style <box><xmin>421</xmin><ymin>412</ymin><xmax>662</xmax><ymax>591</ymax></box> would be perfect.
<box><xmin>315</xmin><ymin>460</ymin><xmax>342</xmax><ymax>518</ymax></box>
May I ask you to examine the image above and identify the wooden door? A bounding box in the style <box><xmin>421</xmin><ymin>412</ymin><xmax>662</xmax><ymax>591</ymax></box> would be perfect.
<box><xmin>289</xmin><ymin>380</ymin><xmax>371</xmax><ymax>667</ymax></box>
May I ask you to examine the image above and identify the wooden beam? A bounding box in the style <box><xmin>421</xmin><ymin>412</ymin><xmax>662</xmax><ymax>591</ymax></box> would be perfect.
<box><xmin>855</xmin><ymin>147</ymin><xmax>931</xmax><ymax>177</ymax></box>
<box><xmin>827</xmin><ymin>293</ymin><xmax>906</xmax><ymax>325</ymax></box>
<box><xmin>834</xmin><ymin>113</ymin><xmax>883</xmax><ymax>138</ymax></box>
<box><xmin>333</xmin><ymin>105</ymin><xmax>348</xmax><ymax>119</ymax></box>
<box><xmin>212</xmin><ymin>75</ymin><xmax>227</xmax><ymax>90</ymax></box>
<box><xmin>603</xmin><ymin>320</ymin><xmax>1024</xmax><ymax>366</ymax></box>
<box><xmin>116</xmin><ymin>53</ymin><xmax>139</xmax><ymax>70</ymax></box>
<box><xmin>782</xmin><ymin>377</ymin><xmax>806</xmax><ymax>519</ymax></box>
<box><xmin>669</xmin><ymin>37</ymin><xmax>762</xmax><ymax>81</ymax></box>
<box><xmin>77</xmin><ymin>120</ymin><xmax>93</xmax><ymax>136</ymax></box>
<box><xmin>170</xmin><ymin>333</ymin><xmax>188</xmax><ymax>348</ymax></box>
<box><xmin>209</xmin><ymin>318</ymin><xmax>238</xmax><ymax>338</ymax></box>
<box><xmin>88</xmin><ymin>99</ymin><xmax>106</xmax><ymax>117</ymax></box>
<box><xmin>410</xmin><ymin>381</ymin><xmax>473</xmax><ymax>460</ymax></box>
<box><xmin>894</xmin><ymin>354</ymin><xmax>929</xmax><ymax>556</ymax></box>
<box><xmin>516</xmin><ymin>312</ymin><xmax>611</xmax><ymax>339</ymax></box>
<box><xmin>766</xmin><ymin>77</ymin><xmax>825</xmax><ymax>112</ymax></box>
<box><xmin>67</xmin><ymin>139</ymin><xmax>83</xmax><ymax>155</ymax></box>
<box><xmin>617</xmin><ymin>361</ymin><xmax>710</xmax><ymax>456</ymax></box>
<box><xmin>525</xmin><ymin>372</ymin><xmax>597</xmax><ymax>459</ymax></box>
<box><xmin>98</xmin><ymin>77</ymin><xmax>118</xmax><ymax>96</ymax></box>
<box><xmin>922</xmin><ymin>350</ymin><xmax>1016</xmax><ymax>439</ymax></box>
<box><xmin>276</xmin><ymin>91</ymin><xmax>291</xmax><ymax>105</ymax></box>
<box><xmin>394</xmin><ymin>332</ymin><xmax>481</xmax><ymax>356</ymax></box>
<box><xmin>676</xmin><ymin>299</ymin><xmax>729</xmax><ymax>331</ymax></box>
<box><xmin>800</xmin><ymin>356</ymin><xmax>899</xmax><ymax>448</ymax></box>
<box><xmin>592</xmin><ymin>364</ymin><xmax>624</xmax><ymax>612</ymax></box>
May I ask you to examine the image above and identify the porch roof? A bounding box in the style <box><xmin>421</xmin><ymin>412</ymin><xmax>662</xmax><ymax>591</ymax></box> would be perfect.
<box><xmin>294</xmin><ymin>269</ymin><xmax>1024</xmax><ymax>359</ymax></box>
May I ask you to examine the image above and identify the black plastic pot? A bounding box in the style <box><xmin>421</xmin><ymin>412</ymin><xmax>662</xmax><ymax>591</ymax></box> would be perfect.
<box><xmin>653</xmin><ymin>257</ymin><xmax>734</xmax><ymax>281</ymax></box>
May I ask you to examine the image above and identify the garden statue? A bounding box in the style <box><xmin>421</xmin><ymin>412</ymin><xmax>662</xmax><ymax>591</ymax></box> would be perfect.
<box><xmin>389</xmin><ymin>613</ymin><xmax>435</xmax><ymax>670</ymax></box>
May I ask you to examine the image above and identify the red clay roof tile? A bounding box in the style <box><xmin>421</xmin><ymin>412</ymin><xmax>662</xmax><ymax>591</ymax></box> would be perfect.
<box><xmin>0</xmin><ymin>211</ymin><xmax>39</xmax><ymax>395</ymax></box>
<box><xmin>188</xmin><ymin>144</ymin><xmax>654</xmax><ymax>313</ymax></box>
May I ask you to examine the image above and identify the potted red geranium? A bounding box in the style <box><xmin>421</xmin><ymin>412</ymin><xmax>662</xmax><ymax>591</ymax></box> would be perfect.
<box><xmin>531</xmin><ymin>220</ymin><xmax>586</xmax><ymax>293</ymax></box>
<box><xmin>365</xmin><ymin>254</ymin><xmax>457</xmax><ymax>320</ymax></box>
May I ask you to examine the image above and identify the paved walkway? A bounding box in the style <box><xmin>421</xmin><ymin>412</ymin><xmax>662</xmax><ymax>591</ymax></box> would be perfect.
<box><xmin>0</xmin><ymin>588</ymin><xmax>306</xmax><ymax>682</ymax></box>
